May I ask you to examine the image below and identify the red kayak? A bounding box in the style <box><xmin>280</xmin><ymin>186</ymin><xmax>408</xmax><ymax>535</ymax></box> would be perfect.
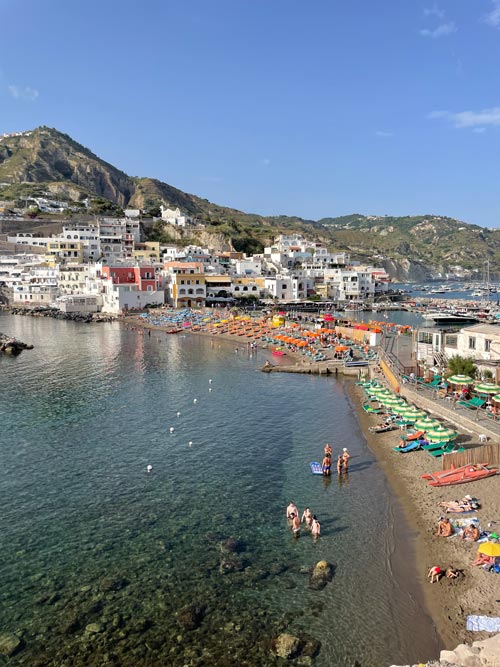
<box><xmin>272</xmin><ymin>350</ymin><xmax>286</xmax><ymax>357</ymax></box>
<box><xmin>422</xmin><ymin>464</ymin><xmax>497</xmax><ymax>487</ymax></box>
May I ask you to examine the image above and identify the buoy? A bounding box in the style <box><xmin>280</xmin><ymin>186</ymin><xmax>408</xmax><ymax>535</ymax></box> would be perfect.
<box><xmin>177</xmin><ymin>411</ymin><xmax>181</xmax><ymax>417</ymax></box>
<box><xmin>209</xmin><ymin>388</ymin><xmax>212</xmax><ymax>392</ymax></box>
<box><xmin>170</xmin><ymin>427</ymin><xmax>175</xmax><ymax>433</ymax></box>
<box><xmin>147</xmin><ymin>464</ymin><xmax>153</xmax><ymax>473</ymax></box>
<box><xmin>188</xmin><ymin>441</ymin><xmax>193</xmax><ymax>447</ymax></box>
<box><xmin>193</xmin><ymin>399</ymin><xmax>197</xmax><ymax>404</ymax></box>
<box><xmin>209</xmin><ymin>379</ymin><xmax>212</xmax><ymax>384</ymax></box>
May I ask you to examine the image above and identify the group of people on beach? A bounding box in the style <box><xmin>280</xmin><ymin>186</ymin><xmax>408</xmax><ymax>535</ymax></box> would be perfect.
<box><xmin>286</xmin><ymin>502</ymin><xmax>321</xmax><ymax>540</ymax></box>
<box><xmin>322</xmin><ymin>443</ymin><xmax>350</xmax><ymax>476</ymax></box>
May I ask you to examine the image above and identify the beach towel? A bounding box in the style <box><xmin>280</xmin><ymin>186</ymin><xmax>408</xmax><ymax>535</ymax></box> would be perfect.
<box><xmin>466</xmin><ymin>616</ymin><xmax>500</xmax><ymax>632</ymax></box>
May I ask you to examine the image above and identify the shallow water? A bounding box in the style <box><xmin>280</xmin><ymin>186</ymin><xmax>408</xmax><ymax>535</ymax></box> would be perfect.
<box><xmin>0</xmin><ymin>314</ymin><xmax>439</xmax><ymax>666</ymax></box>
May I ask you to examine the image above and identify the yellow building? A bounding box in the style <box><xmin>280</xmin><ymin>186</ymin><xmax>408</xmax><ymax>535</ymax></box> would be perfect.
<box><xmin>46</xmin><ymin>240</ymin><xmax>84</xmax><ymax>262</ymax></box>
<box><xmin>164</xmin><ymin>261</ymin><xmax>206</xmax><ymax>308</ymax></box>
<box><xmin>133</xmin><ymin>241</ymin><xmax>160</xmax><ymax>262</ymax></box>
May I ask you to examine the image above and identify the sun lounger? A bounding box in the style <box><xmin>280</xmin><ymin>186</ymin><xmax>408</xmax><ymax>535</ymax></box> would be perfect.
<box><xmin>428</xmin><ymin>443</ymin><xmax>465</xmax><ymax>457</ymax></box>
<box><xmin>457</xmin><ymin>397</ymin><xmax>485</xmax><ymax>410</ymax></box>
<box><xmin>393</xmin><ymin>441</ymin><xmax>421</xmax><ymax>453</ymax></box>
<box><xmin>400</xmin><ymin>430</ymin><xmax>425</xmax><ymax>442</ymax></box>
<box><xmin>420</xmin><ymin>440</ymin><xmax>450</xmax><ymax>451</ymax></box>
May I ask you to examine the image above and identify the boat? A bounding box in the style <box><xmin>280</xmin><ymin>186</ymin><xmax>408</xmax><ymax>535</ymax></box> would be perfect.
<box><xmin>423</xmin><ymin>311</ymin><xmax>480</xmax><ymax>325</ymax></box>
<box><xmin>272</xmin><ymin>349</ymin><xmax>286</xmax><ymax>357</ymax></box>
<box><xmin>421</xmin><ymin>464</ymin><xmax>497</xmax><ymax>487</ymax></box>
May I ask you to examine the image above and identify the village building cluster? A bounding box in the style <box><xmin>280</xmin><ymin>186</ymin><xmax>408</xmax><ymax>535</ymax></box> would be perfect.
<box><xmin>0</xmin><ymin>216</ymin><xmax>392</xmax><ymax>314</ymax></box>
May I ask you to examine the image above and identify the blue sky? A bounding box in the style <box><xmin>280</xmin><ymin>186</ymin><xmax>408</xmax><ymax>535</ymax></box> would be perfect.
<box><xmin>1</xmin><ymin>0</ymin><xmax>500</xmax><ymax>226</ymax></box>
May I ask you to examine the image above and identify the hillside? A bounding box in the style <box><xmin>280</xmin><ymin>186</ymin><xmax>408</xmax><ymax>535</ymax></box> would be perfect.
<box><xmin>1</xmin><ymin>127</ymin><xmax>499</xmax><ymax>280</ymax></box>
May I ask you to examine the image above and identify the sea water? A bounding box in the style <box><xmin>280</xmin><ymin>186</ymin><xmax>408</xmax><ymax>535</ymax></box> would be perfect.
<box><xmin>0</xmin><ymin>314</ymin><xmax>439</xmax><ymax>666</ymax></box>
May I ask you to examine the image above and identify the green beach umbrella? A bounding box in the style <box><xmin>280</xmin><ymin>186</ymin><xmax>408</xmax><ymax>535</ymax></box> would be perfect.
<box><xmin>447</xmin><ymin>374</ymin><xmax>473</xmax><ymax>385</ymax></box>
<box><xmin>379</xmin><ymin>396</ymin><xmax>406</xmax><ymax>406</ymax></box>
<box><xmin>426</xmin><ymin>426</ymin><xmax>458</xmax><ymax>442</ymax></box>
<box><xmin>492</xmin><ymin>394</ymin><xmax>500</xmax><ymax>403</ymax></box>
<box><xmin>398</xmin><ymin>407</ymin><xmax>427</xmax><ymax>419</ymax></box>
<box><xmin>414</xmin><ymin>417</ymin><xmax>441</xmax><ymax>431</ymax></box>
<box><xmin>369</xmin><ymin>386</ymin><xmax>391</xmax><ymax>395</ymax></box>
<box><xmin>474</xmin><ymin>383</ymin><xmax>500</xmax><ymax>394</ymax></box>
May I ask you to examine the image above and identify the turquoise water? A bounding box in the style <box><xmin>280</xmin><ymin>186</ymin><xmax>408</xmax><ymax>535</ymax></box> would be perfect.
<box><xmin>0</xmin><ymin>314</ymin><xmax>439</xmax><ymax>666</ymax></box>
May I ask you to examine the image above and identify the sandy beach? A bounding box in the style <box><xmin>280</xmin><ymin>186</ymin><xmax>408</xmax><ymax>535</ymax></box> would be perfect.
<box><xmin>349</xmin><ymin>382</ymin><xmax>500</xmax><ymax>651</ymax></box>
<box><xmin>125</xmin><ymin>310</ymin><xmax>499</xmax><ymax>655</ymax></box>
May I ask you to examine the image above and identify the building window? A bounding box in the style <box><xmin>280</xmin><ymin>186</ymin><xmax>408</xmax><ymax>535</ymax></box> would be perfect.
<box><xmin>445</xmin><ymin>334</ymin><xmax>457</xmax><ymax>349</ymax></box>
<box><xmin>485</xmin><ymin>339</ymin><xmax>492</xmax><ymax>352</ymax></box>
<box><xmin>196</xmin><ymin>280</ymin><xmax>200</xmax><ymax>285</ymax></box>
<box><xmin>469</xmin><ymin>337</ymin><xmax>476</xmax><ymax>350</ymax></box>
<box><xmin>180</xmin><ymin>280</ymin><xmax>185</xmax><ymax>285</ymax></box>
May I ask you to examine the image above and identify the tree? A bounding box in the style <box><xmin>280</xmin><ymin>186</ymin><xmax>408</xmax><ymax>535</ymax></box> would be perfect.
<box><xmin>446</xmin><ymin>355</ymin><xmax>477</xmax><ymax>378</ymax></box>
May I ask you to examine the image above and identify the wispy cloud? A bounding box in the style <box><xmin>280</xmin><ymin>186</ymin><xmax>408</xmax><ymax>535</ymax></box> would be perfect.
<box><xmin>8</xmin><ymin>85</ymin><xmax>39</xmax><ymax>101</ymax></box>
<box><xmin>423</xmin><ymin>5</ymin><xmax>445</xmax><ymax>20</ymax></box>
<box><xmin>483</xmin><ymin>0</ymin><xmax>500</xmax><ymax>28</ymax></box>
<box><xmin>428</xmin><ymin>106</ymin><xmax>500</xmax><ymax>130</ymax></box>
<box><xmin>375</xmin><ymin>131</ymin><xmax>393</xmax><ymax>138</ymax></box>
<box><xmin>420</xmin><ymin>22</ymin><xmax>457</xmax><ymax>38</ymax></box>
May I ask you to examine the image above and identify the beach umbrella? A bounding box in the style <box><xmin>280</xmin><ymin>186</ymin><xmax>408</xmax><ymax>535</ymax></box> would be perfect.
<box><xmin>426</xmin><ymin>426</ymin><xmax>458</xmax><ymax>442</ymax></box>
<box><xmin>414</xmin><ymin>417</ymin><xmax>441</xmax><ymax>431</ymax></box>
<box><xmin>477</xmin><ymin>542</ymin><xmax>500</xmax><ymax>557</ymax></box>
<box><xmin>492</xmin><ymin>394</ymin><xmax>500</xmax><ymax>403</ymax></box>
<box><xmin>398</xmin><ymin>407</ymin><xmax>427</xmax><ymax>419</ymax></box>
<box><xmin>447</xmin><ymin>375</ymin><xmax>473</xmax><ymax>385</ymax></box>
<box><xmin>474</xmin><ymin>383</ymin><xmax>500</xmax><ymax>394</ymax></box>
<box><xmin>379</xmin><ymin>396</ymin><xmax>406</xmax><ymax>407</ymax></box>
<box><xmin>368</xmin><ymin>386</ymin><xmax>389</xmax><ymax>394</ymax></box>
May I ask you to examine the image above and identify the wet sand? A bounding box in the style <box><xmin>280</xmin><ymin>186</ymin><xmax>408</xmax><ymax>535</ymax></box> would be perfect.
<box><xmin>348</xmin><ymin>382</ymin><xmax>500</xmax><ymax>650</ymax></box>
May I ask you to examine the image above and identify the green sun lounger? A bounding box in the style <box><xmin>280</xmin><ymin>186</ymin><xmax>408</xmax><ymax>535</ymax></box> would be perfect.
<box><xmin>428</xmin><ymin>443</ymin><xmax>465</xmax><ymax>457</ymax></box>
<box><xmin>457</xmin><ymin>397</ymin><xmax>485</xmax><ymax>410</ymax></box>
<box><xmin>420</xmin><ymin>440</ymin><xmax>450</xmax><ymax>452</ymax></box>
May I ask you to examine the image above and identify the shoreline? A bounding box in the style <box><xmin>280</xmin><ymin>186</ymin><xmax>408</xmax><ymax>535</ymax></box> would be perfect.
<box><xmin>347</xmin><ymin>381</ymin><xmax>500</xmax><ymax>653</ymax></box>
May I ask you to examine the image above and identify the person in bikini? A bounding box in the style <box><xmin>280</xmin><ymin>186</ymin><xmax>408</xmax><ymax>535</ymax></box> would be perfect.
<box><xmin>337</xmin><ymin>455</ymin><xmax>344</xmax><ymax>474</ymax></box>
<box><xmin>324</xmin><ymin>443</ymin><xmax>332</xmax><ymax>456</ymax></box>
<box><xmin>462</xmin><ymin>524</ymin><xmax>480</xmax><ymax>541</ymax></box>
<box><xmin>436</xmin><ymin>517</ymin><xmax>454</xmax><ymax>537</ymax></box>
<box><xmin>342</xmin><ymin>447</ymin><xmax>350</xmax><ymax>471</ymax></box>
<box><xmin>311</xmin><ymin>515</ymin><xmax>321</xmax><ymax>540</ymax></box>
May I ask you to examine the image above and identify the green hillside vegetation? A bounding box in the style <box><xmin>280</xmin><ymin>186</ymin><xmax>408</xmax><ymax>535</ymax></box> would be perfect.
<box><xmin>1</xmin><ymin>127</ymin><xmax>500</xmax><ymax>276</ymax></box>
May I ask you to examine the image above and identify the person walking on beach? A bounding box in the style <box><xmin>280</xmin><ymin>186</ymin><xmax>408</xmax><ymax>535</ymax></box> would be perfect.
<box><xmin>342</xmin><ymin>447</ymin><xmax>350</xmax><ymax>471</ymax></box>
<box><xmin>301</xmin><ymin>507</ymin><xmax>313</xmax><ymax>528</ymax></box>
<box><xmin>286</xmin><ymin>502</ymin><xmax>298</xmax><ymax>520</ymax></box>
<box><xmin>311</xmin><ymin>516</ymin><xmax>321</xmax><ymax>540</ymax></box>
<box><xmin>337</xmin><ymin>455</ymin><xmax>344</xmax><ymax>474</ymax></box>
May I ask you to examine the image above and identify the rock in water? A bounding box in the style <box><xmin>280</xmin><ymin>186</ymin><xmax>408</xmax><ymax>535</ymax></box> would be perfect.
<box><xmin>271</xmin><ymin>633</ymin><xmax>302</xmax><ymax>659</ymax></box>
<box><xmin>0</xmin><ymin>633</ymin><xmax>23</xmax><ymax>657</ymax></box>
<box><xmin>309</xmin><ymin>560</ymin><xmax>334</xmax><ymax>590</ymax></box>
<box><xmin>177</xmin><ymin>604</ymin><xmax>206</xmax><ymax>631</ymax></box>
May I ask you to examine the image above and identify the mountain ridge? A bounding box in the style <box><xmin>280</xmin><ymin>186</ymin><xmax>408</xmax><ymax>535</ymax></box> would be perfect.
<box><xmin>1</xmin><ymin>126</ymin><xmax>499</xmax><ymax>281</ymax></box>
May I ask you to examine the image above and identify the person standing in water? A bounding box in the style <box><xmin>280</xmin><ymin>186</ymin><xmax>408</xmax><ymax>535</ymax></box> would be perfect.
<box><xmin>322</xmin><ymin>453</ymin><xmax>331</xmax><ymax>476</ymax></box>
<box><xmin>324</xmin><ymin>442</ymin><xmax>332</xmax><ymax>456</ymax></box>
<box><xmin>311</xmin><ymin>515</ymin><xmax>321</xmax><ymax>540</ymax></box>
<box><xmin>337</xmin><ymin>455</ymin><xmax>344</xmax><ymax>474</ymax></box>
<box><xmin>301</xmin><ymin>507</ymin><xmax>313</xmax><ymax>528</ymax></box>
<box><xmin>286</xmin><ymin>502</ymin><xmax>298</xmax><ymax>520</ymax></box>
<box><xmin>290</xmin><ymin>512</ymin><xmax>301</xmax><ymax>537</ymax></box>
<box><xmin>342</xmin><ymin>447</ymin><xmax>350</xmax><ymax>471</ymax></box>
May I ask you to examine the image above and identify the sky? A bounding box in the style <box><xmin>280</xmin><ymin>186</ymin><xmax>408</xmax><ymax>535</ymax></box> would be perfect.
<box><xmin>1</xmin><ymin>0</ymin><xmax>500</xmax><ymax>227</ymax></box>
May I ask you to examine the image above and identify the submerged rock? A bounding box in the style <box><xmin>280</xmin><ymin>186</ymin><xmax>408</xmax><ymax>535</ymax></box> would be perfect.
<box><xmin>220</xmin><ymin>537</ymin><xmax>246</xmax><ymax>553</ymax></box>
<box><xmin>177</xmin><ymin>603</ymin><xmax>206</xmax><ymax>631</ymax></box>
<box><xmin>85</xmin><ymin>622</ymin><xmax>104</xmax><ymax>634</ymax></box>
<box><xmin>0</xmin><ymin>632</ymin><xmax>23</xmax><ymax>657</ymax></box>
<box><xmin>309</xmin><ymin>560</ymin><xmax>334</xmax><ymax>591</ymax></box>
<box><xmin>100</xmin><ymin>576</ymin><xmax>129</xmax><ymax>592</ymax></box>
<box><xmin>271</xmin><ymin>633</ymin><xmax>302</xmax><ymax>659</ymax></box>
<box><xmin>219</xmin><ymin>553</ymin><xmax>246</xmax><ymax>574</ymax></box>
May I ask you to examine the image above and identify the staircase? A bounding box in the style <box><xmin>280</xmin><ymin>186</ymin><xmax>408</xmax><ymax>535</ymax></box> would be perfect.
<box><xmin>434</xmin><ymin>350</ymin><xmax>448</xmax><ymax>371</ymax></box>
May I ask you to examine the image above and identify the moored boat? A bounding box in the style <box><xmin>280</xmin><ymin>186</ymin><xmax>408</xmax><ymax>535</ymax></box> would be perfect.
<box><xmin>272</xmin><ymin>349</ymin><xmax>286</xmax><ymax>357</ymax></box>
<box><xmin>422</xmin><ymin>464</ymin><xmax>497</xmax><ymax>487</ymax></box>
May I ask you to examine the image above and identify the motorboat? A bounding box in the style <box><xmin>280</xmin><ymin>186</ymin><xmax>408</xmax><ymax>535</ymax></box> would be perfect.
<box><xmin>423</xmin><ymin>311</ymin><xmax>480</xmax><ymax>325</ymax></box>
